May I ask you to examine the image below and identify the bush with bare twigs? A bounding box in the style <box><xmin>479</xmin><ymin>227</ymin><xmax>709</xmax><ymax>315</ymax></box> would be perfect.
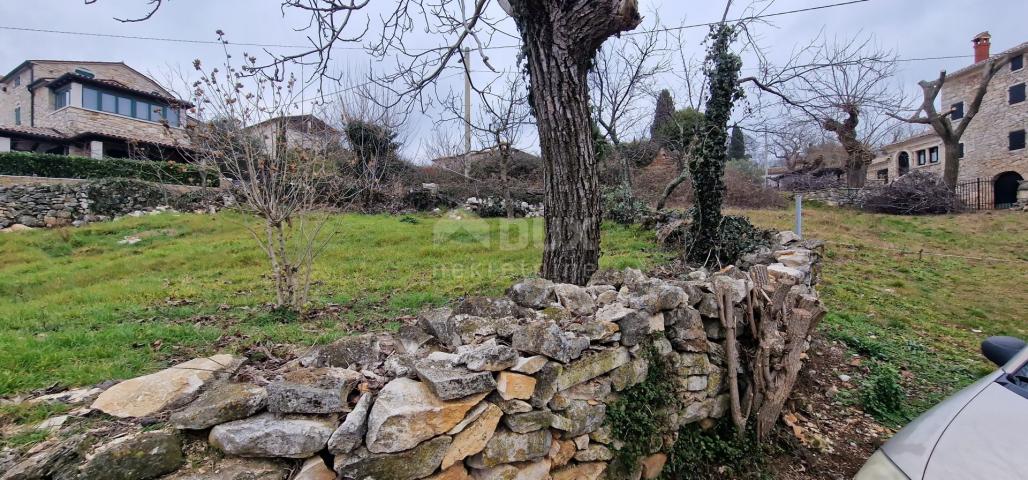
<box><xmin>861</xmin><ymin>171</ymin><xmax>957</xmax><ymax>215</ymax></box>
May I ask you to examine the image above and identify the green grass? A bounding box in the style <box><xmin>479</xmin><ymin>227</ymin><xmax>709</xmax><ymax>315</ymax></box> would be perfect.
<box><xmin>735</xmin><ymin>206</ymin><xmax>1028</xmax><ymax>422</ymax></box>
<box><xmin>0</xmin><ymin>211</ymin><xmax>666</xmax><ymax>395</ymax></box>
<box><xmin>2</xmin><ymin>205</ymin><xmax>1026</xmax><ymax>429</ymax></box>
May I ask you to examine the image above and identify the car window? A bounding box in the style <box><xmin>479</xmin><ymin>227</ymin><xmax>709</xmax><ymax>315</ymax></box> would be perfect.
<box><xmin>1001</xmin><ymin>362</ymin><xmax>1028</xmax><ymax>400</ymax></box>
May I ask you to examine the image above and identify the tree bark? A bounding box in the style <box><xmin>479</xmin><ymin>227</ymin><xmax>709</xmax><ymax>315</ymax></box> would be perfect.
<box><xmin>509</xmin><ymin>0</ymin><xmax>641</xmax><ymax>285</ymax></box>
<box><xmin>824</xmin><ymin>107</ymin><xmax>871</xmax><ymax>188</ymax></box>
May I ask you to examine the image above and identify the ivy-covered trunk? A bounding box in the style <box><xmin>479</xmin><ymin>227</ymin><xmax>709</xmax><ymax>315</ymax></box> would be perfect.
<box><xmin>509</xmin><ymin>0</ymin><xmax>641</xmax><ymax>285</ymax></box>
<box><xmin>688</xmin><ymin>24</ymin><xmax>742</xmax><ymax>265</ymax></box>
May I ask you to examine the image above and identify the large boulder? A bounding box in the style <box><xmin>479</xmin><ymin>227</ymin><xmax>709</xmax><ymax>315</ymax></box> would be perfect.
<box><xmin>170</xmin><ymin>382</ymin><xmax>267</xmax><ymax>430</ymax></box>
<box><xmin>266</xmin><ymin>367</ymin><xmax>362</xmax><ymax>414</ymax></box>
<box><xmin>90</xmin><ymin>354</ymin><xmax>243</xmax><ymax>418</ymax></box>
<box><xmin>335</xmin><ymin>436</ymin><xmax>451</xmax><ymax>480</ymax></box>
<box><xmin>365</xmin><ymin>378</ymin><xmax>489</xmax><ymax>454</ymax></box>
<box><xmin>208</xmin><ymin>412</ymin><xmax>336</xmax><ymax>458</ymax></box>
<box><xmin>74</xmin><ymin>430</ymin><xmax>184</xmax><ymax>480</ymax></box>
<box><xmin>511</xmin><ymin>321</ymin><xmax>589</xmax><ymax>364</ymax></box>
<box><xmin>328</xmin><ymin>392</ymin><xmax>374</xmax><ymax>454</ymax></box>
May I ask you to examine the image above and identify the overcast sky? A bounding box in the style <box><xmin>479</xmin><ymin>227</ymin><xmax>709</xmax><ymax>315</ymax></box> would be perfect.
<box><xmin>1</xmin><ymin>0</ymin><xmax>1025</xmax><ymax>161</ymax></box>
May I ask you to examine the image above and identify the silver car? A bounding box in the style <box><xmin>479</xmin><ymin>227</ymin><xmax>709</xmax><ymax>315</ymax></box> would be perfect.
<box><xmin>855</xmin><ymin>336</ymin><xmax>1028</xmax><ymax>479</ymax></box>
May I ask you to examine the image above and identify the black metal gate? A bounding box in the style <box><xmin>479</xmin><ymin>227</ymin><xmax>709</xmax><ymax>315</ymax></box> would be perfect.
<box><xmin>955</xmin><ymin>178</ymin><xmax>995</xmax><ymax>211</ymax></box>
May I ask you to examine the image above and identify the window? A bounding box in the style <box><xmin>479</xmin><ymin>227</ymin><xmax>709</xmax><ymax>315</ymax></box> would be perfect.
<box><xmin>13</xmin><ymin>74</ymin><xmax>20</xmax><ymax>87</ymax></box>
<box><xmin>148</xmin><ymin>105</ymin><xmax>164</xmax><ymax>122</ymax></box>
<box><xmin>83</xmin><ymin>87</ymin><xmax>99</xmax><ymax>110</ymax></box>
<box><xmin>166</xmin><ymin>108</ymin><xmax>180</xmax><ymax>126</ymax></box>
<box><xmin>1010</xmin><ymin>83</ymin><xmax>1026</xmax><ymax>105</ymax></box>
<box><xmin>14</xmin><ymin>107</ymin><xmax>21</xmax><ymax>126</ymax></box>
<box><xmin>117</xmin><ymin>97</ymin><xmax>133</xmax><ymax>116</ymax></box>
<box><xmin>876</xmin><ymin>169</ymin><xmax>889</xmax><ymax>182</ymax></box>
<box><xmin>79</xmin><ymin>85</ymin><xmax>180</xmax><ymax>127</ymax></box>
<box><xmin>1010</xmin><ymin>130</ymin><xmax>1026</xmax><ymax>151</ymax></box>
<box><xmin>929</xmin><ymin>146</ymin><xmax>940</xmax><ymax>164</ymax></box>
<box><xmin>957</xmin><ymin>143</ymin><xmax>965</xmax><ymax>159</ymax></box>
<box><xmin>1012</xmin><ymin>54</ymin><xmax>1024</xmax><ymax>72</ymax></box>
<box><xmin>916</xmin><ymin>149</ymin><xmax>927</xmax><ymax>166</ymax></box>
<box><xmin>134</xmin><ymin>101</ymin><xmax>151</xmax><ymax>120</ymax></box>
<box><xmin>100</xmin><ymin>92</ymin><xmax>117</xmax><ymax>113</ymax></box>
<box><xmin>74</xmin><ymin>68</ymin><xmax>95</xmax><ymax>79</ymax></box>
<box><xmin>54</xmin><ymin>87</ymin><xmax>70</xmax><ymax>109</ymax></box>
<box><xmin>951</xmin><ymin>101</ymin><xmax>964</xmax><ymax>120</ymax></box>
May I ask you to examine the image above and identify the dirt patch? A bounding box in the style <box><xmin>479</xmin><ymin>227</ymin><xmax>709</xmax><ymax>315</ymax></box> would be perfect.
<box><xmin>765</xmin><ymin>334</ymin><xmax>893</xmax><ymax>480</ymax></box>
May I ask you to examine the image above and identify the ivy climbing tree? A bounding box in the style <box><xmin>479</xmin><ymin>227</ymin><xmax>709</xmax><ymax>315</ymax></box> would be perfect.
<box><xmin>686</xmin><ymin>23</ymin><xmax>744</xmax><ymax>265</ymax></box>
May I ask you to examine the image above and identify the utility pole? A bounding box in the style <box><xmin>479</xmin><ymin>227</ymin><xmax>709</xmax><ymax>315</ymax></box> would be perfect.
<box><xmin>463</xmin><ymin>46</ymin><xmax>472</xmax><ymax>179</ymax></box>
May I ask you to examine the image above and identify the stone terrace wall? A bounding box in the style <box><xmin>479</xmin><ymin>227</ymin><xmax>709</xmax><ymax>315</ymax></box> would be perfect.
<box><xmin>0</xmin><ymin>179</ymin><xmax>226</xmax><ymax>229</ymax></box>
<box><xmin>1</xmin><ymin>234</ymin><xmax>823</xmax><ymax>480</ymax></box>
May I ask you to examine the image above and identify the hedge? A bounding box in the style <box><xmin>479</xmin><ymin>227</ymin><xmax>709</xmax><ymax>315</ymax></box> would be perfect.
<box><xmin>0</xmin><ymin>152</ymin><xmax>213</xmax><ymax>186</ymax></box>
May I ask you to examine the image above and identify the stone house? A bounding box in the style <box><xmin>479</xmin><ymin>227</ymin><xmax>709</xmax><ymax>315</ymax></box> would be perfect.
<box><xmin>0</xmin><ymin>60</ymin><xmax>193</xmax><ymax>161</ymax></box>
<box><xmin>247</xmin><ymin>114</ymin><xmax>340</xmax><ymax>155</ymax></box>
<box><xmin>868</xmin><ymin>33</ymin><xmax>1028</xmax><ymax>207</ymax></box>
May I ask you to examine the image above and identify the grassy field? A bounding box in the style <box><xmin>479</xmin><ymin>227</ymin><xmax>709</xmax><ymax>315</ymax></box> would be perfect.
<box><xmin>1</xmin><ymin>205</ymin><xmax>1025</xmax><ymax>424</ymax></box>
<box><xmin>0</xmin><ymin>212</ymin><xmax>665</xmax><ymax>395</ymax></box>
<box><xmin>734</xmin><ymin>206</ymin><xmax>1028</xmax><ymax>421</ymax></box>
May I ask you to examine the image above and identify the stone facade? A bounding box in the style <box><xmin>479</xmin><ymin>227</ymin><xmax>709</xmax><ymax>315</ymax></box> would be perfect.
<box><xmin>0</xmin><ymin>60</ymin><xmax>191</xmax><ymax>157</ymax></box>
<box><xmin>0</xmin><ymin>242</ymin><xmax>825</xmax><ymax>480</ymax></box>
<box><xmin>869</xmin><ymin>36</ymin><xmax>1027</xmax><ymax>201</ymax></box>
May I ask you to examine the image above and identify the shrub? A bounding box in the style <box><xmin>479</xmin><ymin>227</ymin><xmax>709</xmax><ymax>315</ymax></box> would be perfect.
<box><xmin>0</xmin><ymin>152</ymin><xmax>212</xmax><ymax>185</ymax></box>
<box><xmin>861</xmin><ymin>171</ymin><xmax>957</xmax><ymax>215</ymax></box>
<box><xmin>602</xmin><ymin>185</ymin><xmax>652</xmax><ymax>225</ymax></box>
<box><xmin>666</xmin><ymin>211</ymin><xmax>775</xmax><ymax>265</ymax></box>
<box><xmin>860</xmin><ymin>362</ymin><xmax>906</xmax><ymax>421</ymax></box>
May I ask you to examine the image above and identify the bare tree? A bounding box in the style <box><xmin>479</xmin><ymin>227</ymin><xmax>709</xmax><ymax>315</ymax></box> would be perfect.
<box><xmin>892</xmin><ymin>55</ymin><xmax>1010</xmax><ymax>189</ymax></box>
<box><xmin>184</xmin><ymin>43</ymin><xmax>337</xmax><ymax>311</ymax></box>
<box><xmin>589</xmin><ymin>23</ymin><xmax>670</xmax><ymax>191</ymax></box>
<box><xmin>443</xmin><ymin>75</ymin><xmax>532</xmax><ymax>218</ymax></box>
<box><xmin>741</xmin><ymin>34</ymin><xmax>903</xmax><ymax>187</ymax></box>
<box><xmin>332</xmin><ymin>81</ymin><xmax>406</xmax><ymax>210</ymax></box>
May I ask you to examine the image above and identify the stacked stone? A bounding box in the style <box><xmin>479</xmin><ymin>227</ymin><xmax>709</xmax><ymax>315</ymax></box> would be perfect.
<box><xmin>1</xmin><ymin>233</ymin><xmax>822</xmax><ymax>480</ymax></box>
<box><xmin>0</xmin><ymin>184</ymin><xmax>90</xmax><ymax>228</ymax></box>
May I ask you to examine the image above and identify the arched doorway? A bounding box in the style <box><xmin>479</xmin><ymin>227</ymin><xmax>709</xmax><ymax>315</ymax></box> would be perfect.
<box><xmin>994</xmin><ymin>171</ymin><xmax>1024</xmax><ymax>208</ymax></box>
<box><xmin>897</xmin><ymin>151</ymin><xmax>910</xmax><ymax>176</ymax></box>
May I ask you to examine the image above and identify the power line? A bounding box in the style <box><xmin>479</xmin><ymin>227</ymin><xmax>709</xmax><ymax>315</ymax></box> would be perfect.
<box><xmin>0</xmin><ymin>25</ymin><xmax>311</xmax><ymax>49</ymax></box>
<box><xmin>0</xmin><ymin>0</ymin><xmax>874</xmax><ymax>52</ymax></box>
<box><xmin>624</xmin><ymin>0</ymin><xmax>873</xmax><ymax>36</ymax></box>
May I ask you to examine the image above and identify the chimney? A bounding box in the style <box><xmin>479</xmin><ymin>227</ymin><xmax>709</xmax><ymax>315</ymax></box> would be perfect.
<box><xmin>973</xmin><ymin>32</ymin><xmax>992</xmax><ymax>63</ymax></box>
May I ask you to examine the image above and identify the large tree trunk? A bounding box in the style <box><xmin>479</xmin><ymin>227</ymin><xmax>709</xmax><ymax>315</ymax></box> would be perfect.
<box><xmin>941</xmin><ymin>139</ymin><xmax>961</xmax><ymax>190</ymax></box>
<box><xmin>824</xmin><ymin>108</ymin><xmax>870</xmax><ymax>188</ymax></box>
<box><xmin>509</xmin><ymin>0</ymin><xmax>641</xmax><ymax>285</ymax></box>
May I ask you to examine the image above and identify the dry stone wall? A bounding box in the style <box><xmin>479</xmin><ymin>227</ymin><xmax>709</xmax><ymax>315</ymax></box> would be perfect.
<box><xmin>0</xmin><ymin>179</ymin><xmax>229</xmax><ymax>229</ymax></box>
<box><xmin>0</xmin><ymin>234</ymin><xmax>823</xmax><ymax>480</ymax></box>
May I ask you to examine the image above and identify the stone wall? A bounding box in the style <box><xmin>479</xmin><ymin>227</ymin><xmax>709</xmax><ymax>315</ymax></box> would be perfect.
<box><xmin>795</xmin><ymin>187</ymin><xmax>865</xmax><ymax>207</ymax></box>
<box><xmin>0</xmin><ymin>179</ymin><xmax>226</xmax><ymax>229</ymax></box>
<box><xmin>0</xmin><ymin>235</ymin><xmax>824</xmax><ymax>480</ymax></box>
